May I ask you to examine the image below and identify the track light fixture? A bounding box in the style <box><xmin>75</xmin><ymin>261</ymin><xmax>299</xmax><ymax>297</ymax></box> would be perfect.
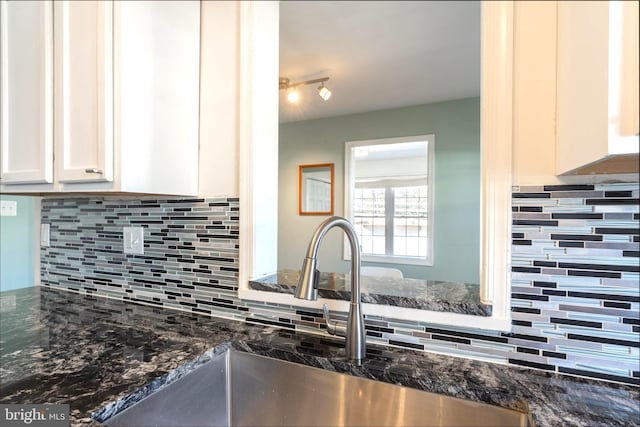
<box><xmin>279</xmin><ymin>76</ymin><xmax>332</xmax><ymax>103</ymax></box>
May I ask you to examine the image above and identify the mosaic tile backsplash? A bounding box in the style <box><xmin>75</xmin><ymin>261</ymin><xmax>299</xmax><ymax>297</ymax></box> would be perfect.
<box><xmin>40</xmin><ymin>182</ymin><xmax>639</xmax><ymax>385</ymax></box>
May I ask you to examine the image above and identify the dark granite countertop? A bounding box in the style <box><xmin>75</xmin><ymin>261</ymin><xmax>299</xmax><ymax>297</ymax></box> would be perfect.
<box><xmin>250</xmin><ymin>269</ymin><xmax>492</xmax><ymax>316</ymax></box>
<box><xmin>1</xmin><ymin>287</ymin><xmax>638</xmax><ymax>427</ymax></box>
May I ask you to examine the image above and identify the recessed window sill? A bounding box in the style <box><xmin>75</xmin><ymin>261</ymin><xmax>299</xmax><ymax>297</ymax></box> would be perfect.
<box><xmin>249</xmin><ymin>269</ymin><xmax>492</xmax><ymax>317</ymax></box>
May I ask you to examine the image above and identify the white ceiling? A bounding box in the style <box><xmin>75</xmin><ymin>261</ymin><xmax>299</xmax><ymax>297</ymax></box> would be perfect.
<box><xmin>279</xmin><ymin>1</ymin><xmax>481</xmax><ymax>124</ymax></box>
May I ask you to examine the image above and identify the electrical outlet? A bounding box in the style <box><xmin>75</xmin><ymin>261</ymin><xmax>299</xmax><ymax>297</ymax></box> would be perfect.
<box><xmin>123</xmin><ymin>227</ymin><xmax>144</xmax><ymax>255</ymax></box>
<box><xmin>0</xmin><ymin>200</ymin><xmax>17</xmax><ymax>216</ymax></box>
<box><xmin>41</xmin><ymin>224</ymin><xmax>50</xmax><ymax>247</ymax></box>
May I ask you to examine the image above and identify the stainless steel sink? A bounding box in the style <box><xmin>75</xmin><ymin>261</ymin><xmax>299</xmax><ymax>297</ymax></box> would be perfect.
<box><xmin>104</xmin><ymin>349</ymin><xmax>532</xmax><ymax>427</ymax></box>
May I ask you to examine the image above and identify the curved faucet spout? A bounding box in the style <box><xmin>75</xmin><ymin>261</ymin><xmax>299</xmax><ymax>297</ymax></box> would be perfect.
<box><xmin>294</xmin><ymin>216</ymin><xmax>366</xmax><ymax>362</ymax></box>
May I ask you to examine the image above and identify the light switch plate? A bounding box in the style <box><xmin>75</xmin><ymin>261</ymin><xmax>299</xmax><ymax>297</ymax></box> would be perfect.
<box><xmin>41</xmin><ymin>224</ymin><xmax>50</xmax><ymax>247</ymax></box>
<box><xmin>123</xmin><ymin>227</ymin><xmax>144</xmax><ymax>255</ymax></box>
<box><xmin>0</xmin><ymin>200</ymin><xmax>17</xmax><ymax>216</ymax></box>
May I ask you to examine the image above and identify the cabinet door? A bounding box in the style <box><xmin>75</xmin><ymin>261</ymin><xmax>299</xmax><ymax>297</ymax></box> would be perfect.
<box><xmin>54</xmin><ymin>0</ymin><xmax>113</xmax><ymax>183</ymax></box>
<box><xmin>556</xmin><ymin>0</ymin><xmax>639</xmax><ymax>175</ymax></box>
<box><xmin>0</xmin><ymin>1</ymin><xmax>53</xmax><ymax>184</ymax></box>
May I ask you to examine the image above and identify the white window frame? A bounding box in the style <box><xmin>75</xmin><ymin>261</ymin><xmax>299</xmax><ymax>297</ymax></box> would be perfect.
<box><xmin>344</xmin><ymin>134</ymin><xmax>435</xmax><ymax>266</ymax></box>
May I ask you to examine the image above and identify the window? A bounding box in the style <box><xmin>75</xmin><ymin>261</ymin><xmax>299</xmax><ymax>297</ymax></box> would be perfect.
<box><xmin>353</xmin><ymin>187</ymin><xmax>386</xmax><ymax>255</ymax></box>
<box><xmin>346</xmin><ymin>135</ymin><xmax>434</xmax><ymax>265</ymax></box>
<box><xmin>392</xmin><ymin>185</ymin><xmax>429</xmax><ymax>257</ymax></box>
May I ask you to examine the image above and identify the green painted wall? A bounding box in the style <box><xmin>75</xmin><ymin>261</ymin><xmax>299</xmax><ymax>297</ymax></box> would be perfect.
<box><xmin>278</xmin><ymin>97</ymin><xmax>480</xmax><ymax>284</ymax></box>
<box><xmin>0</xmin><ymin>195</ymin><xmax>37</xmax><ymax>291</ymax></box>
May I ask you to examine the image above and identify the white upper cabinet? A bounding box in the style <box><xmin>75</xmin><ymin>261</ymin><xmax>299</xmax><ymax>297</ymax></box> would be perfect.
<box><xmin>0</xmin><ymin>0</ymin><xmax>53</xmax><ymax>185</ymax></box>
<box><xmin>556</xmin><ymin>0</ymin><xmax>639</xmax><ymax>175</ymax></box>
<box><xmin>0</xmin><ymin>0</ymin><xmax>200</xmax><ymax>195</ymax></box>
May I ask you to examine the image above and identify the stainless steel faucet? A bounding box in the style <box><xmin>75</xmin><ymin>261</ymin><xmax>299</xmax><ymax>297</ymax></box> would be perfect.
<box><xmin>294</xmin><ymin>216</ymin><xmax>366</xmax><ymax>363</ymax></box>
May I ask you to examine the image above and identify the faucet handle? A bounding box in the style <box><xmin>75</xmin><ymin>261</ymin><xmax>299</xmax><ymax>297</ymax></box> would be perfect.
<box><xmin>323</xmin><ymin>304</ymin><xmax>347</xmax><ymax>337</ymax></box>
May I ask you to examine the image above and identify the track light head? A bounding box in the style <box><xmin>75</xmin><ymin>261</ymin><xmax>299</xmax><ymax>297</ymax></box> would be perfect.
<box><xmin>287</xmin><ymin>89</ymin><xmax>300</xmax><ymax>103</ymax></box>
<box><xmin>317</xmin><ymin>83</ymin><xmax>332</xmax><ymax>101</ymax></box>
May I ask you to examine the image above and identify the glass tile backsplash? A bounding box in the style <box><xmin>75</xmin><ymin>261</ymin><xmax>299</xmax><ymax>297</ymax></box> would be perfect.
<box><xmin>39</xmin><ymin>182</ymin><xmax>639</xmax><ymax>385</ymax></box>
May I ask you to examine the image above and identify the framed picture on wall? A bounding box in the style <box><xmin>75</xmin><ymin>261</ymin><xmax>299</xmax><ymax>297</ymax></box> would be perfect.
<box><xmin>299</xmin><ymin>163</ymin><xmax>334</xmax><ymax>215</ymax></box>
